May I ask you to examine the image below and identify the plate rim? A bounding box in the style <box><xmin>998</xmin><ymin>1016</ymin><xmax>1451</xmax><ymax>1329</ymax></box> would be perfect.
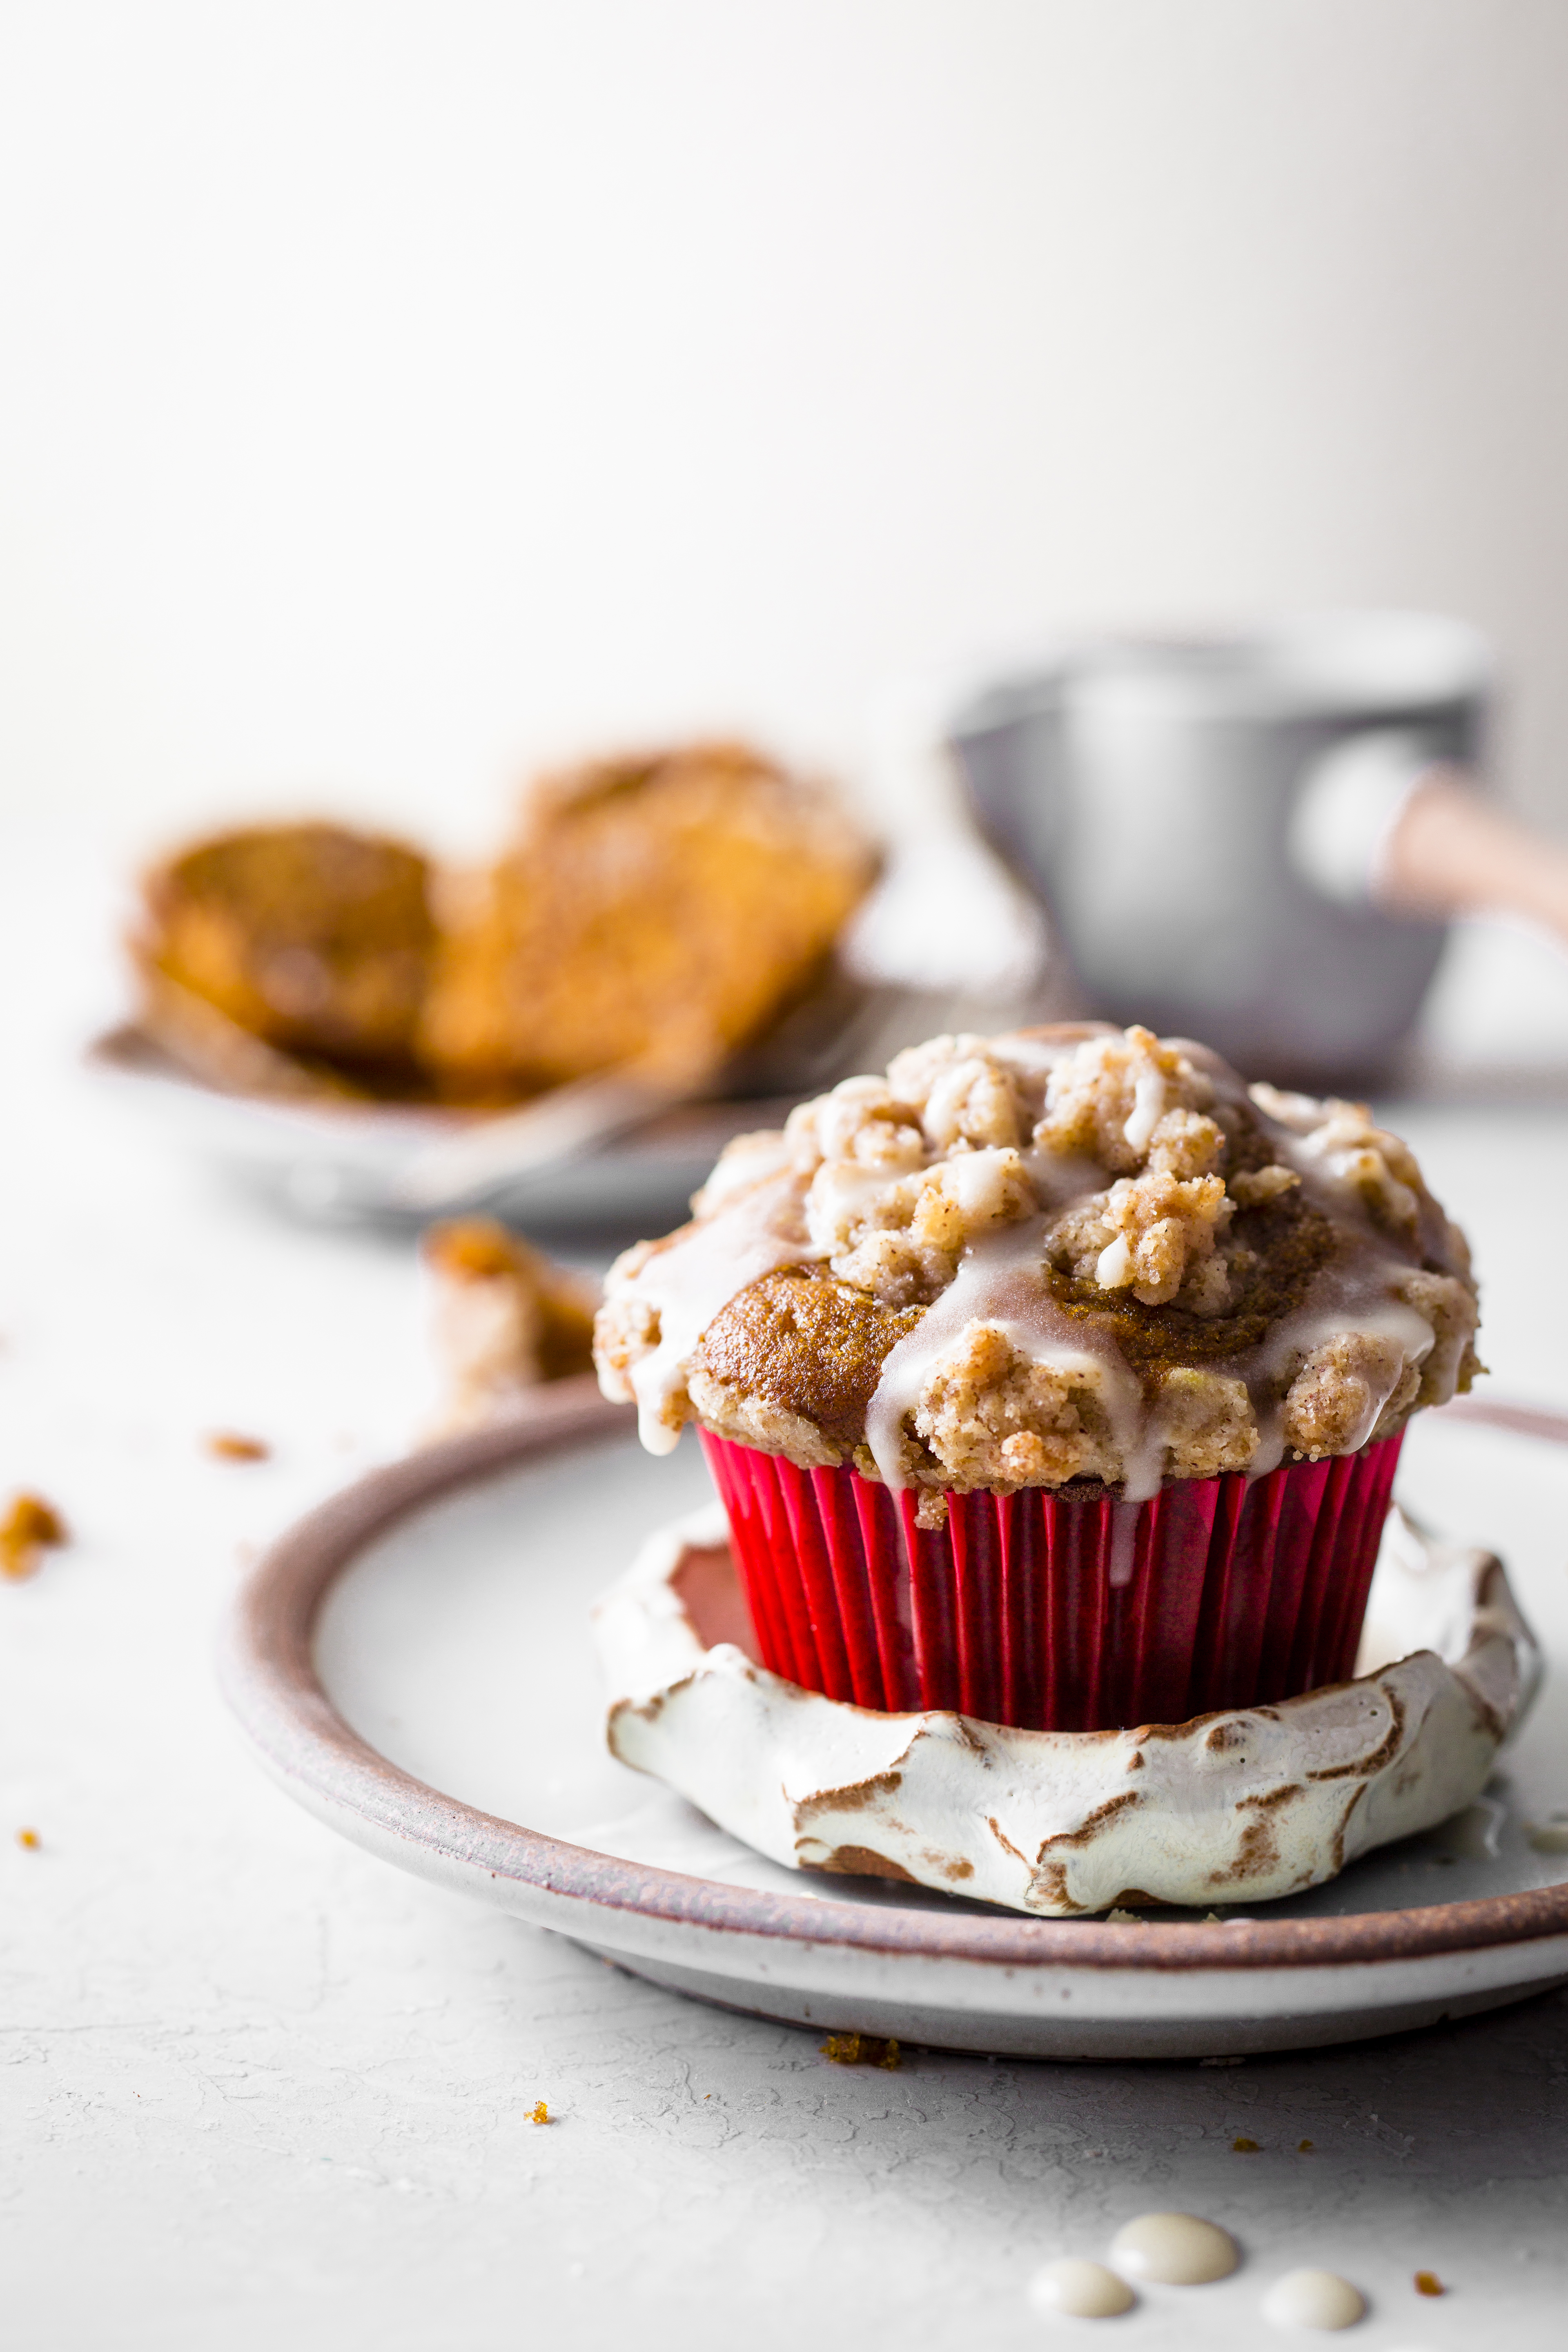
<box><xmin>220</xmin><ymin>1382</ymin><xmax>1568</xmax><ymax>1974</ymax></box>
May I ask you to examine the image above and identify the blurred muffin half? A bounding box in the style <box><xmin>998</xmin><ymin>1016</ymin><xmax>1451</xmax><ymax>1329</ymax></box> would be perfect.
<box><xmin>136</xmin><ymin>822</ymin><xmax>436</xmax><ymax>1091</ymax></box>
<box><xmin>418</xmin><ymin>742</ymin><xmax>875</xmax><ymax>1099</ymax></box>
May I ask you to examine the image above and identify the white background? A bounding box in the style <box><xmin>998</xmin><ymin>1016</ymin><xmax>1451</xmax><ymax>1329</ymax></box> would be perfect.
<box><xmin>3</xmin><ymin>0</ymin><xmax>1568</xmax><ymax>860</ymax></box>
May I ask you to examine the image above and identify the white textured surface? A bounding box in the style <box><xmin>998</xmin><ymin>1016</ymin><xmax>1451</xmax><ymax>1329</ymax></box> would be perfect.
<box><xmin>4</xmin><ymin>840</ymin><xmax>1568</xmax><ymax>2346</ymax></box>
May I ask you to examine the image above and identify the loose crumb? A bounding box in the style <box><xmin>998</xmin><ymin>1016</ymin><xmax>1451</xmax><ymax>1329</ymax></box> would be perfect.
<box><xmin>16</xmin><ymin>1827</ymin><xmax>40</xmax><ymax>1851</ymax></box>
<box><xmin>1106</xmin><ymin>1907</ymin><xmax>1145</xmax><ymax>1924</ymax></box>
<box><xmin>821</xmin><ymin>2033</ymin><xmax>900</xmax><ymax>2069</ymax></box>
<box><xmin>0</xmin><ymin>1493</ymin><xmax>68</xmax><ymax>1581</ymax></box>
<box><xmin>528</xmin><ymin>2099</ymin><xmax>550</xmax><ymax>2125</ymax></box>
<box><xmin>424</xmin><ymin>1217</ymin><xmax>601</xmax><ymax>1434</ymax></box>
<box><xmin>1231</xmin><ymin>2135</ymin><xmax>1261</xmax><ymax>2153</ymax></box>
<box><xmin>206</xmin><ymin>1432</ymin><xmax>271</xmax><ymax>1462</ymax></box>
<box><xmin>1298</xmin><ymin>2138</ymin><xmax>1315</xmax><ymax>2153</ymax></box>
<box><xmin>1414</xmin><ymin>2270</ymin><xmax>1446</xmax><ymax>2297</ymax></box>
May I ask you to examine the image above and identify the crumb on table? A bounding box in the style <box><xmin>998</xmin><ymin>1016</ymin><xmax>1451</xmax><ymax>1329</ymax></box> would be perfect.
<box><xmin>205</xmin><ymin>1432</ymin><xmax>271</xmax><ymax>1462</ymax></box>
<box><xmin>821</xmin><ymin>2033</ymin><xmax>900</xmax><ymax>2069</ymax></box>
<box><xmin>1414</xmin><ymin>2271</ymin><xmax>1447</xmax><ymax>2296</ymax></box>
<box><xmin>0</xmin><ymin>1492</ymin><xmax>68</xmax><ymax>1580</ymax></box>
<box><xmin>1232</xmin><ymin>2136</ymin><xmax>1261</xmax><ymax>2153</ymax></box>
<box><xmin>528</xmin><ymin>2099</ymin><xmax>550</xmax><ymax>2125</ymax></box>
<box><xmin>16</xmin><ymin>1827</ymin><xmax>40</xmax><ymax>1851</ymax></box>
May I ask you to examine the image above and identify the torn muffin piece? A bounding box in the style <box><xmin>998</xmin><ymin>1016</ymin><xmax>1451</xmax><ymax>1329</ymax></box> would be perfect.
<box><xmin>424</xmin><ymin>1219</ymin><xmax>599</xmax><ymax>1437</ymax></box>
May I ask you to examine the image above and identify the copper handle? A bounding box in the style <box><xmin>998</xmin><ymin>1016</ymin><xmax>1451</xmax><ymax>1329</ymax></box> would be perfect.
<box><xmin>1381</xmin><ymin>768</ymin><xmax>1568</xmax><ymax>945</ymax></box>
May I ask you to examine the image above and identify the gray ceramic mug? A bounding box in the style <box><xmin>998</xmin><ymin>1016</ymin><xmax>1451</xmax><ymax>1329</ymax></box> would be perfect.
<box><xmin>948</xmin><ymin>612</ymin><xmax>1491</xmax><ymax>1086</ymax></box>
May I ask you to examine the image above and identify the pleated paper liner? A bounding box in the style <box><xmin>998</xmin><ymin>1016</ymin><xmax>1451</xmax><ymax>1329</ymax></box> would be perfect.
<box><xmin>698</xmin><ymin>1429</ymin><xmax>1404</xmax><ymax>1733</ymax></box>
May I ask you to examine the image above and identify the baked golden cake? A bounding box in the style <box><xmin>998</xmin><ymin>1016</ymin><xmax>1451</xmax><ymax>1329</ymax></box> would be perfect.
<box><xmin>423</xmin><ymin>1218</ymin><xmax>599</xmax><ymax>1434</ymax></box>
<box><xmin>417</xmin><ymin>742</ymin><xmax>875</xmax><ymax>1098</ymax></box>
<box><xmin>136</xmin><ymin>822</ymin><xmax>435</xmax><ymax>1085</ymax></box>
<box><xmin>595</xmin><ymin>1022</ymin><xmax>1481</xmax><ymax>1731</ymax></box>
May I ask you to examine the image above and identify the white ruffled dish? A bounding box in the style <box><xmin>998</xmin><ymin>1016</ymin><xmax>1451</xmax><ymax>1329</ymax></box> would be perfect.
<box><xmin>596</xmin><ymin>1504</ymin><xmax>1539</xmax><ymax>1918</ymax></box>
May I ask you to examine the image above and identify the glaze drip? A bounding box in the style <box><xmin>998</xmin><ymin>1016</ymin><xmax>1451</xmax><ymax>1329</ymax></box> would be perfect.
<box><xmin>619</xmin><ymin>1163</ymin><xmax>824</xmax><ymax>1453</ymax></box>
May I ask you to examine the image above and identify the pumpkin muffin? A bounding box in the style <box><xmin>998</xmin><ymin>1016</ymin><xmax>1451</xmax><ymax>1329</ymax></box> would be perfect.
<box><xmin>595</xmin><ymin>1023</ymin><xmax>1481</xmax><ymax>1731</ymax></box>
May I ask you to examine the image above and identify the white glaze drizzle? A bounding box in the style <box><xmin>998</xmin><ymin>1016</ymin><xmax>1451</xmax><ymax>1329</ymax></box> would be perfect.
<box><xmin>1106</xmin><ymin>1497</ymin><xmax>1143</xmax><ymax>1588</ymax></box>
<box><xmin>803</xmin><ymin>1156</ymin><xmax>905</xmax><ymax>1248</ymax></box>
<box><xmin>1240</xmin><ymin>1258</ymin><xmax>1436</xmax><ymax>1478</ymax></box>
<box><xmin>864</xmin><ymin>1212</ymin><xmax>1167</xmax><ymax>1502</ymax></box>
<box><xmin>1234</xmin><ymin>1091</ymin><xmax>1442</xmax><ymax>1474</ymax></box>
<box><xmin>861</xmin><ymin>1064</ymin><xmax>1446</xmax><ymax>1501</ymax></box>
<box><xmin>625</xmin><ymin>1172</ymin><xmax>824</xmax><ymax>1454</ymax></box>
<box><xmin>1123</xmin><ymin>1067</ymin><xmax>1168</xmax><ymax>1156</ymax></box>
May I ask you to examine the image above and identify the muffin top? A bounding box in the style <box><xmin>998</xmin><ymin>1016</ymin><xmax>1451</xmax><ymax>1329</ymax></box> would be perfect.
<box><xmin>595</xmin><ymin>1024</ymin><xmax>1481</xmax><ymax>1517</ymax></box>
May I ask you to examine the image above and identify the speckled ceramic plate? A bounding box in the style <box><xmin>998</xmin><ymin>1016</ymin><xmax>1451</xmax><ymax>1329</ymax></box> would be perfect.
<box><xmin>220</xmin><ymin>1383</ymin><xmax>1568</xmax><ymax>2058</ymax></box>
<box><xmin>89</xmin><ymin>1022</ymin><xmax>789</xmax><ymax>1232</ymax></box>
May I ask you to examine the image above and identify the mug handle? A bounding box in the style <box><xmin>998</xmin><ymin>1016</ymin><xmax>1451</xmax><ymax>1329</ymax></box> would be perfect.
<box><xmin>1287</xmin><ymin>728</ymin><xmax>1453</xmax><ymax>907</ymax></box>
<box><xmin>1290</xmin><ymin>731</ymin><xmax>1568</xmax><ymax>947</ymax></box>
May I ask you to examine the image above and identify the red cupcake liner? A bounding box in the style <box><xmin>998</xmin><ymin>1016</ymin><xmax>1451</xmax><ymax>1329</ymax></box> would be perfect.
<box><xmin>698</xmin><ymin>1429</ymin><xmax>1404</xmax><ymax>1733</ymax></box>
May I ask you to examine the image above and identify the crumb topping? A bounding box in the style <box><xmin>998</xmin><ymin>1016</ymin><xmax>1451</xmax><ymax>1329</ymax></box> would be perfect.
<box><xmin>595</xmin><ymin>1023</ymin><xmax>1481</xmax><ymax>1495</ymax></box>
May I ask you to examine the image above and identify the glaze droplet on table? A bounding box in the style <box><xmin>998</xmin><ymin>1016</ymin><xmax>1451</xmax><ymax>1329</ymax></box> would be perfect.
<box><xmin>1028</xmin><ymin>2258</ymin><xmax>1135</xmax><ymax>2319</ymax></box>
<box><xmin>1261</xmin><ymin>2269</ymin><xmax>1367</xmax><ymax>2330</ymax></box>
<box><xmin>1111</xmin><ymin>2211</ymin><xmax>1239</xmax><ymax>2285</ymax></box>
